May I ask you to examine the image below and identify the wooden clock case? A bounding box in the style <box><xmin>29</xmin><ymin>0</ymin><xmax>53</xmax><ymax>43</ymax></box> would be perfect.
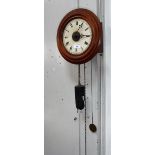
<box><xmin>57</xmin><ymin>8</ymin><xmax>102</xmax><ymax>64</ymax></box>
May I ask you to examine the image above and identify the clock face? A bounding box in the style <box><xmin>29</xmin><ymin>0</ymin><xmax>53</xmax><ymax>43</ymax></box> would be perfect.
<box><xmin>63</xmin><ymin>18</ymin><xmax>92</xmax><ymax>55</ymax></box>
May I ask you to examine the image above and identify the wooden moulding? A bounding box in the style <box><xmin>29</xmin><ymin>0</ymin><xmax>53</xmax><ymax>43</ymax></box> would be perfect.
<box><xmin>57</xmin><ymin>8</ymin><xmax>102</xmax><ymax>64</ymax></box>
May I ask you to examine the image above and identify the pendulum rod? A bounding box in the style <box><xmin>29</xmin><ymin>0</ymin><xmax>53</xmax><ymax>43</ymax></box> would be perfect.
<box><xmin>91</xmin><ymin>61</ymin><xmax>94</xmax><ymax>124</ymax></box>
<box><xmin>84</xmin><ymin>63</ymin><xmax>87</xmax><ymax>155</ymax></box>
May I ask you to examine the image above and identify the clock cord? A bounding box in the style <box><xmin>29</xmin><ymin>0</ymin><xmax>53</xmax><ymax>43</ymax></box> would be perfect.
<box><xmin>78</xmin><ymin>64</ymin><xmax>81</xmax><ymax>85</ymax></box>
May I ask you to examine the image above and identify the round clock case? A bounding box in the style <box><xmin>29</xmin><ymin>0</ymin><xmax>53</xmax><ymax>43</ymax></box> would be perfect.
<box><xmin>57</xmin><ymin>8</ymin><xmax>102</xmax><ymax>64</ymax></box>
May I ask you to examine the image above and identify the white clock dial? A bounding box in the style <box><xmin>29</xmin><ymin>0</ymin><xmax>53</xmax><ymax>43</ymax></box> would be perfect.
<box><xmin>63</xmin><ymin>18</ymin><xmax>92</xmax><ymax>55</ymax></box>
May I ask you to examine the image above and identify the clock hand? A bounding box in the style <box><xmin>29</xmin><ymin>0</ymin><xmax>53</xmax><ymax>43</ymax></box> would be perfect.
<box><xmin>83</xmin><ymin>35</ymin><xmax>91</xmax><ymax>37</ymax></box>
<box><xmin>80</xmin><ymin>34</ymin><xmax>91</xmax><ymax>38</ymax></box>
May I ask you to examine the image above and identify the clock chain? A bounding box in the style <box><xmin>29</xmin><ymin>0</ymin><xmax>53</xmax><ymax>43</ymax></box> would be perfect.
<box><xmin>75</xmin><ymin>65</ymin><xmax>85</xmax><ymax>110</ymax></box>
<box><xmin>78</xmin><ymin>64</ymin><xmax>81</xmax><ymax>85</ymax></box>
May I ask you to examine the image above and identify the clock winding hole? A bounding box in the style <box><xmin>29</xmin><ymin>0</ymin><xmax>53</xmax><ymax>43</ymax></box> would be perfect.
<box><xmin>72</xmin><ymin>31</ymin><xmax>81</xmax><ymax>42</ymax></box>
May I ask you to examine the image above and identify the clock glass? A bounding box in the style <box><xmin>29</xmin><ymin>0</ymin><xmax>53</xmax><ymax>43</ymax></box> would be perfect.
<box><xmin>63</xmin><ymin>18</ymin><xmax>92</xmax><ymax>55</ymax></box>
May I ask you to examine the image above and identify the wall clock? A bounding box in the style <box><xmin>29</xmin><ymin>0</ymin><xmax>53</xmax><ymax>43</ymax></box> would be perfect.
<box><xmin>57</xmin><ymin>8</ymin><xmax>102</xmax><ymax>64</ymax></box>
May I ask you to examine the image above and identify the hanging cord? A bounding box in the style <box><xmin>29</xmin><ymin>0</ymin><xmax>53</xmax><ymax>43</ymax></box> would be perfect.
<box><xmin>78</xmin><ymin>64</ymin><xmax>81</xmax><ymax>85</ymax></box>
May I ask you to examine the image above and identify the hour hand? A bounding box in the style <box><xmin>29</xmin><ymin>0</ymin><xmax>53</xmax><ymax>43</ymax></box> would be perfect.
<box><xmin>80</xmin><ymin>34</ymin><xmax>91</xmax><ymax>38</ymax></box>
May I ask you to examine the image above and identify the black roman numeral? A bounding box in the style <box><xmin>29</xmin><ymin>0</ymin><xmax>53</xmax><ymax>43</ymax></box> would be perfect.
<box><xmin>70</xmin><ymin>23</ymin><xmax>73</xmax><ymax>27</ymax></box>
<box><xmin>65</xmin><ymin>42</ymin><xmax>69</xmax><ymax>46</ymax></box>
<box><xmin>86</xmin><ymin>35</ymin><xmax>90</xmax><ymax>37</ymax></box>
<box><xmin>84</xmin><ymin>41</ymin><xmax>88</xmax><ymax>45</ymax></box>
<box><xmin>76</xmin><ymin>21</ymin><xmax>78</xmax><ymax>25</ymax></box>
<box><xmin>79</xmin><ymin>23</ymin><xmax>83</xmax><ymax>28</ymax></box>
<box><xmin>85</xmin><ymin>27</ymin><xmax>89</xmax><ymax>31</ymax></box>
